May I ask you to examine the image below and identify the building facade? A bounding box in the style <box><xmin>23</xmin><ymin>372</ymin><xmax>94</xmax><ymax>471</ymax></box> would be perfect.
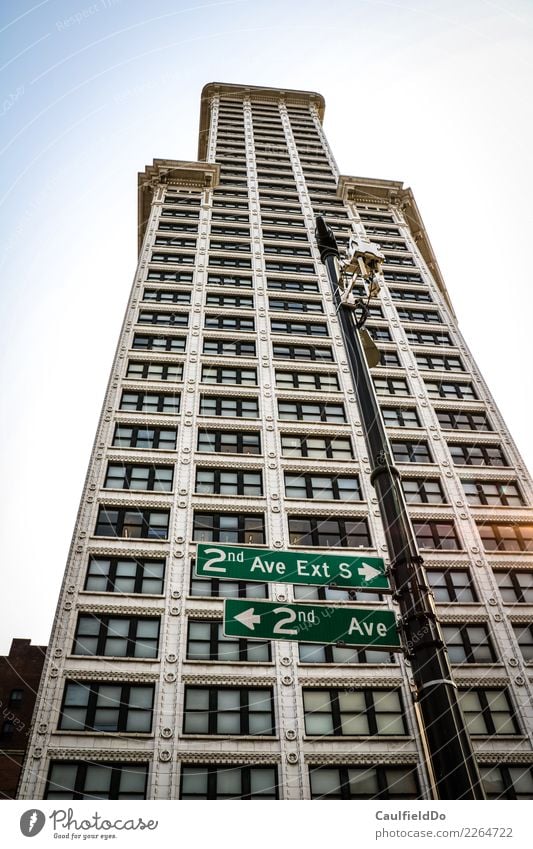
<box><xmin>0</xmin><ymin>639</ymin><xmax>46</xmax><ymax>799</ymax></box>
<box><xmin>18</xmin><ymin>82</ymin><xmax>533</xmax><ymax>801</ymax></box>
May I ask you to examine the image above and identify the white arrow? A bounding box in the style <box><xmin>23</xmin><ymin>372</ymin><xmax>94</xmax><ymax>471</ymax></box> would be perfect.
<box><xmin>234</xmin><ymin>607</ymin><xmax>261</xmax><ymax>631</ymax></box>
<box><xmin>358</xmin><ymin>562</ymin><xmax>382</xmax><ymax>582</ymax></box>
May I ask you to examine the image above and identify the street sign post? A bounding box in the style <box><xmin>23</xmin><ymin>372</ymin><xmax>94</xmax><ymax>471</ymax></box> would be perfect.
<box><xmin>196</xmin><ymin>543</ymin><xmax>390</xmax><ymax>591</ymax></box>
<box><xmin>223</xmin><ymin>599</ymin><xmax>400</xmax><ymax>650</ymax></box>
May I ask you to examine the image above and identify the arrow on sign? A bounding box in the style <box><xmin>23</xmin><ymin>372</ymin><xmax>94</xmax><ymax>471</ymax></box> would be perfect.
<box><xmin>358</xmin><ymin>562</ymin><xmax>383</xmax><ymax>582</ymax></box>
<box><xmin>234</xmin><ymin>607</ymin><xmax>261</xmax><ymax>631</ymax></box>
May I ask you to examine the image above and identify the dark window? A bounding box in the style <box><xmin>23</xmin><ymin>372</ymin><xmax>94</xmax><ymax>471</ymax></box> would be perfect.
<box><xmin>199</xmin><ymin>395</ymin><xmax>258</xmax><ymax>418</ymax></box>
<box><xmin>425</xmin><ymin>380</ymin><xmax>477</xmax><ymax>400</ymax></box>
<box><xmin>443</xmin><ymin>624</ymin><xmax>496</xmax><ymax>663</ymax></box>
<box><xmin>285</xmin><ymin>473</ymin><xmax>361</xmax><ymax>501</ymax></box>
<box><xmin>458</xmin><ymin>689</ymin><xmax>519</xmax><ymax>735</ymax></box>
<box><xmin>390</xmin><ymin>288</ymin><xmax>431</xmax><ymax>302</ymax></box>
<box><xmin>267</xmin><ymin>278</ymin><xmax>318</xmax><ymax>292</ymax></box>
<box><xmin>405</xmin><ymin>329</ymin><xmax>452</xmax><ymax>346</ymax></box>
<box><xmin>367</xmin><ymin>326</ymin><xmax>392</xmax><ymax>342</ymax></box>
<box><xmin>415</xmin><ymin>353</ymin><xmax>464</xmax><ymax>372</ymax></box>
<box><xmin>401</xmin><ymin>479</ymin><xmax>446</xmax><ymax>504</ymax></box>
<box><xmin>271</xmin><ymin>319</ymin><xmax>328</xmax><ymax>336</ymax></box>
<box><xmin>151</xmin><ymin>253</ymin><xmax>195</xmax><ymax>265</ymax></box>
<box><xmin>193</xmin><ymin>513</ymin><xmax>265</xmax><ymax>544</ymax></box>
<box><xmin>462</xmin><ymin>481</ymin><xmax>523</xmax><ymax>507</ymax></box>
<box><xmin>95</xmin><ymin>507</ymin><xmax>169</xmax><ymax>540</ymax></box>
<box><xmin>197</xmin><ymin>430</ymin><xmax>261</xmax><ymax>455</ymax></box>
<box><xmin>309</xmin><ymin>765</ymin><xmax>420</xmax><ymax>799</ymax></box>
<box><xmin>209</xmin><ymin>255</ymin><xmax>251</xmax><ymax>268</ymax></box>
<box><xmin>379</xmin><ymin>351</ymin><xmax>401</xmax><ymax>367</ymax></box>
<box><xmin>391</xmin><ymin>440</ymin><xmax>432</xmax><ymax>463</ymax></box>
<box><xmin>146</xmin><ymin>269</ymin><xmax>193</xmax><ymax>282</ymax></box>
<box><xmin>132</xmin><ymin>334</ymin><xmax>185</xmax><ymax>353</ymax></box>
<box><xmin>294</xmin><ymin>585</ymin><xmax>382</xmax><ymax>603</ymax></box>
<box><xmin>59</xmin><ymin>682</ymin><xmax>154</xmax><ymax>732</ymax></box>
<box><xmin>201</xmin><ymin>366</ymin><xmax>257</xmax><ymax>385</ymax></box>
<box><xmin>204</xmin><ymin>315</ymin><xmax>255</xmax><ymax>331</ymax></box>
<box><xmin>275</xmin><ymin>370</ymin><xmax>339</xmax><ymax>391</ymax></box>
<box><xmin>512</xmin><ymin>624</ymin><xmax>533</xmax><ymax>662</ymax></box>
<box><xmin>494</xmin><ymin>571</ymin><xmax>533</xmax><ymax>604</ymax></box>
<box><xmin>280</xmin><ymin>434</ymin><xmax>353</xmax><ymax>460</ymax></box>
<box><xmin>381</xmin><ymin>407</ymin><xmax>421</xmax><ymax>428</ymax></box>
<box><xmin>45</xmin><ymin>762</ymin><xmax>148</xmax><ymax>800</ymax></box>
<box><xmin>84</xmin><ymin>557</ymin><xmax>165</xmax><ymax>594</ymax></box>
<box><xmin>202</xmin><ymin>339</ymin><xmax>256</xmax><ymax>357</ymax></box>
<box><xmin>303</xmin><ymin>688</ymin><xmax>406</xmax><ymax>736</ymax></box>
<box><xmin>187</xmin><ymin>620</ymin><xmax>270</xmax><ymax>662</ymax></box>
<box><xmin>265</xmin><ymin>260</ymin><xmax>315</xmax><ymax>274</ymax></box>
<box><xmin>183</xmin><ymin>687</ymin><xmax>274</xmax><ymax>735</ymax></box>
<box><xmin>396</xmin><ymin>307</ymin><xmax>441</xmax><ymax>323</ymax></box>
<box><xmin>269</xmin><ymin>297</ymin><xmax>323</xmax><ymax>314</ymax></box>
<box><xmin>426</xmin><ymin>569</ymin><xmax>477</xmax><ymax>602</ymax></box>
<box><xmin>196</xmin><ymin>468</ymin><xmax>263</xmax><ymax>496</ymax></box>
<box><xmin>180</xmin><ymin>765</ymin><xmax>278</xmax><ymax>800</ymax></box>
<box><xmin>104</xmin><ymin>464</ymin><xmax>173</xmax><ymax>492</ymax></box>
<box><xmin>288</xmin><ymin>516</ymin><xmax>371</xmax><ymax>548</ymax></box>
<box><xmin>9</xmin><ymin>689</ymin><xmax>23</xmax><ymax>705</ymax></box>
<box><xmin>112</xmin><ymin>425</ymin><xmax>177</xmax><ymax>450</ymax></box>
<box><xmin>125</xmin><ymin>361</ymin><xmax>182</xmax><ymax>382</ymax></box>
<box><xmin>205</xmin><ymin>294</ymin><xmax>254</xmax><ymax>309</ymax></box>
<box><xmin>436</xmin><ymin>410</ymin><xmax>492</xmax><ymax>431</ymax></box>
<box><xmin>481</xmin><ymin>764</ymin><xmax>533</xmax><ymax>799</ymax></box>
<box><xmin>373</xmin><ymin>377</ymin><xmax>410</xmax><ymax>396</ymax></box>
<box><xmin>138</xmin><ymin>310</ymin><xmax>189</xmax><ymax>327</ymax></box>
<box><xmin>119</xmin><ymin>391</ymin><xmax>180</xmax><ymax>414</ymax></box>
<box><xmin>73</xmin><ymin>615</ymin><xmax>160</xmax><ymax>658</ymax></box>
<box><xmin>142</xmin><ymin>289</ymin><xmax>191</xmax><ymax>304</ymax></box>
<box><xmin>190</xmin><ymin>571</ymin><xmax>268</xmax><ymax>599</ymax></box>
<box><xmin>207</xmin><ymin>273</ymin><xmax>252</xmax><ymax>287</ymax></box>
<box><xmin>478</xmin><ymin>524</ymin><xmax>533</xmax><ymax>552</ymax></box>
<box><xmin>264</xmin><ymin>244</ymin><xmax>312</xmax><ymax>258</ymax></box>
<box><xmin>449</xmin><ymin>444</ymin><xmax>507</xmax><ymax>466</ymax></box>
<box><xmin>298</xmin><ymin>643</ymin><xmax>394</xmax><ymax>664</ymax></box>
<box><xmin>278</xmin><ymin>401</ymin><xmax>346</xmax><ymax>423</ymax></box>
<box><xmin>413</xmin><ymin>520</ymin><xmax>461</xmax><ymax>550</ymax></box>
<box><xmin>272</xmin><ymin>343</ymin><xmax>333</xmax><ymax>361</ymax></box>
<box><xmin>1</xmin><ymin>721</ymin><xmax>14</xmax><ymax>738</ymax></box>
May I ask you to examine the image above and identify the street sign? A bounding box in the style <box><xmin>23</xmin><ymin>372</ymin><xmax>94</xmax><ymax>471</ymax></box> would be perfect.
<box><xmin>196</xmin><ymin>543</ymin><xmax>390</xmax><ymax>591</ymax></box>
<box><xmin>223</xmin><ymin>599</ymin><xmax>400</xmax><ymax>650</ymax></box>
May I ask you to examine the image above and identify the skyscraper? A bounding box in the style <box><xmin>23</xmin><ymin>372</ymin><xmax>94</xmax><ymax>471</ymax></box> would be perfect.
<box><xmin>18</xmin><ymin>82</ymin><xmax>533</xmax><ymax>801</ymax></box>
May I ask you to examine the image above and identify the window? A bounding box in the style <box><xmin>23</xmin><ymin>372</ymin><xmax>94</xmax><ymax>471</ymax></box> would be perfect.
<box><xmin>294</xmin><ymin>585</ymin><xmax>382</xmax><ymax>603</ymax></box>
<box><xmin>119</xmin><ymin>391</ymin><xmax>180</xmax><ymax>415</ymax></box>
<box><xmin>390</xmin><ymin>288</ymin><xmax>431</xmax><ymax>302</ymax></box>
<box><xmin>104</xmin><ymin>464</ymin><xmax>173</xmax><ymax>492</ymax></box>
<box><xmin>45</xmin><ymin>762</ymin><xmax>148</xmax><ymax>800</ymax></box>
<box><xmin>209</xmin><ymin>241</ymin><xmax>251</xmax><ymax>254</ymax></box>
<box><xmin>413</xmin><ymin>520</ymin><xmax>461</xmax><ymax>550</ymax></box>
<box><xmin>84</xmin><ymin>557</ymin><xmax>165</xmax><ymax>594</ymax></box>
<box><xmin>59</xmin><ymin>682</ymin><xmax>154</xmax><ymax>732</ymax></box>
<box><xmin>280</xmin><ymin>434</ymin><xmax>353</xmax><ymax>460</ymax></box>
<box><xmin>367</xmin><ymin>326</ymin><xmax>392</xmax><ymax>342</ymax></box>
<box><xmin>95</xmin><ymin>506</ymin><xmax>169</xmax><ymax>539</ymax></box>
<box><xmin>112</xmin><ymin>425</ymin><xmax>177</xmax><ymax>450</ymax></box>
<box><xmin>9</xmin><ymin>689</ymin><xmax>23</xmax><ymax>705</ymax></box>
<box><xmin>195</xmin><ymin>469</ymin><xmax>263</xmax><ymax>496</ymax></box>
<box><xmin>193</xmin><ymin>513</ymin><xmax>265</xmax><ymax>544</ymax></box>
<box><xmin>373</xmin><ymin>377</ymin><xmax>410</xmax><ymax>396</ymax></box>
<box><xmin>396</xmin><ymin>307</ymin><xmax>441</xmax><ymax>323</ymax></box>
<box><xmin>183</xmin><ymin>687</ymin><xmax>274</xmax><ymax>735</ymax></box>
<box><xmin>449</xmin><ymin>444</ymin><xmax>507</xmax><ymax>467</ymax></box>
<box><xmin>478</xmin><ymin>523</ymin><xmax>533</xmax><ymax>552</ymax></box>
<box><xmin>132</xmin><ymin>334</ymin><xmax>186</xmax><ymax>353</ymax></box>
<box><xmin>415</xmin><ymin>353</ymin><xmax>464</xmax><ymax>372</ymax></box>
<box><xmin>458</xmin><ymin>688</ymin><xmax>519</xmax><ymax>735</ymax></box>
<box><xmin>138</xmin><ymin>311</ymin><xmax>189</xmax><ymax>326</ymax></box>
<box><xmin>209</xmin><ymin>256</ymin><xmax>251</xmax><ymax>269</ymax></box>
<box><xmin>275</xmin><ymin>371</ymin><xmax>339</xmax><ymax>391</ymax></box>
<box><xmin>381</xmin><ymin>407</ymin><xmax>420</xmax><ymax>428</ymax></box>
<box><xmin>401</xmin><ymin>479</ymin><xmax>446</xmax><ymax>504</ymax></box>
<box><xmin>1</xmin><ymin>721</ymin><xmax>14</xmax><ymax>738</ymax></box>
<box><xmin>267</xmin><ymin>278</ymin><xmax>318</xmax><ymax>292</ymax></box>
<box><xmin>268</xmin><ymin>297</ymin><xmax>323</xmax><ymax>313</ymax></box>
<box><xmin>443</xmin><ymin>624</ymin><xmax>496</xmax><ymax>663</ymax></box>
<box><xmin>288</xmin><ymin>516</ymin><xmax>371</xmax><ymax>548</ymax></box>
<box><xmin>425</xmin><ymin>380</ymin><xmax>477</xmax><ymax>400</ymax></box>
<box><xmin>199</xmin><ymin>395</ymin><xmax>258</xmax><ymax>418</ymax></box>
<box><xmin>204</xmin><ymin>315</ymin><xmax>255</xmax><ymax>331</ymax></box>
<box><xmin>202</xmin><ymin>339</ymin><xmax>256</xmax><ymax>357</ymax></box>
<box><xmin>405</xmin><ymin>329</ymin><xmax>452</xmax><ymax>346</ymax></box>
<box><xmin>146</xmin><ymin>269</ymin><xmax>193</xmax><ymax>282</ymax></box>
<box><xmin>299</xmin><ymin>644</ymin><xmax>394</xmax><ymax>664</ymax></box>
<box><xmin>190</xmin><ymin>572</ymin><xmax>268</xmax><ymax>599</ymax></box>
<box><xmin>462</xmin><ymin>481</ymin><xmax>523</xmax><ymax>506</ymax></box>
<box><xmin>271</xmin><ymin>319</ymin><xmax>328</xmax><ymax>336</ymax></box>
<box><xmin>426</xmin><ymin>569</ymin><xmax>477</xmax><ymax>602</ymax></box>
<box><xmin>73</xmin><ymin>615</ymin><xmax>160</xmax><ymax>658</ymax></box>
<box><xmin>481</xmin><ymin>764</ymin><xmax>533</xmax><ymax>799</ymax></box>
<box><xmin>207</xmin><ymin>273</ymin><xmax>252</xmax><ymax>287</ymax></box>
<box><xmin>278</xmin><ymin>401</ymin><xmax>345</xmax><ymax>423</ymax></box>
<box><xmin>436</xmin><ymin>410</ymin><xmax>492</xmax><ymax>431</ymax></box>
<box><xmin>143</xmin><ymin>289</ymin><xmax>191</xmax><ymax>304</ymax></box>
<box><xmin>512</xmin><ymin>624</ymin><xmax>533</xmax><ymax>661</ymax></box>
<box><xmin>197</xmin><ymin>430</ymin><xmax>261</xmax><ymax>455</ymax></box>
<box><xmin>201</xmin><ymin>366</ymin><xmax>257</xmax><ymax>385</ymax></box>
<box><xmin>284</xmin><ymin>473</ymin><xmax>361</xmax><ymax>501</ymax></box>
<box><xmin>391</xmin><ymin>440</ymin><xmax>432</xmax><ymax>463</ymax></box>
<box><xmin>309</xmin><ymin>765</ymin><xmax>420</xmax><ymax>800</ymax></box>
<box><xmin>125</xmin><ymin>361</ymin><xmax>183</xmax><ymax>382</ymax></box>
<box><xmin>303</xmin><ymin>688</ymin><xmax>406</xmax><ymax>736</ymax></box>
<box><xmin>206</xmin><ymin>294</ymin><xmax>254</xmax><ymax>309</ymax></box>
<box><xmin>272</xmin><ymin>343</ymin><xmax>334</xmax><ymax>361</ymax></box>
<box><xmin>180</xmin><ymin>765</ymin><xmax>278</xmax><ymax>800</ymax></box>
<box><xmin>494</xmin><ymin>571</ymin><xmax>533</xmax><ymax>603</ymax></box>
<box><xmin>187</xmin><ymin>620</ymin><xmax>270</xmax><ymax>662</ymax></box>
<box><xmin>379</xmin><ymin>351</ymin><xmax>401</xmax><ymax>367</ymax></box>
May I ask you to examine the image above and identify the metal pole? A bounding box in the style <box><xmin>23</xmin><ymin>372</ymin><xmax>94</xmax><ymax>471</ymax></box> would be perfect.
<box><xmin>315</xmin><ymin>216</ymin><xmax>485</xmax><ymax>800</ymax></box>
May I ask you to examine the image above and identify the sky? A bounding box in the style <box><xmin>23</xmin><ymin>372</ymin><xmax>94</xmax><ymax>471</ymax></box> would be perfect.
<box><xmin>0</xmin><ymin>0</ymin><xmax>532</xmax><ymax>653</ymax></box>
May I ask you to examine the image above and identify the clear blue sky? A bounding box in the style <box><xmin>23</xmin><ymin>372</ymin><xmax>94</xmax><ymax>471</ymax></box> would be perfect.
<box><xmin>1</xmin><ymin>0</ymin><xmax>532</xmax><ymax>652</ymax></box>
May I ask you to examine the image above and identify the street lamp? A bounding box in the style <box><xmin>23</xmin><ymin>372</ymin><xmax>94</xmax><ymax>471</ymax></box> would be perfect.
<box><xmin>315</xmin><ymin>215</ymin><xmax>485</xmax><ymax>800</ymax></box>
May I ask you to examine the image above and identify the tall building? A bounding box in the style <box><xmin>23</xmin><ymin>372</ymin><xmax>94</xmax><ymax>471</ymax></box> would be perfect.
<box><xmin>18</xmin><ymin>82</ymin><xmax>533</xmax><ymax>801</ymax></box>
<box><xmin>0</xmin><ymin>639</ymin><xmax>46</xmax><ymax>799</ymax></box>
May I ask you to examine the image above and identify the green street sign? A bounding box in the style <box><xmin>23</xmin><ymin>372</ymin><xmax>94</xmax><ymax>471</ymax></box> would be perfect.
<box><xmin>196</xmin><ymin>543</ymin><xmax>390</xmax><ymax>591</ymax></box>
<box><xmin>223</xmin><ymin>599</ymin><xmax>400</xmax><ymax>650</ymax></box>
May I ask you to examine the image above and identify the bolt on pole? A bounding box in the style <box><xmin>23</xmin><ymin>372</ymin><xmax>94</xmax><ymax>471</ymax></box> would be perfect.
<box><xmin>315</xmin><ymin>215</ymin><xmax>485</xmax><ymax>800</ymax></box>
